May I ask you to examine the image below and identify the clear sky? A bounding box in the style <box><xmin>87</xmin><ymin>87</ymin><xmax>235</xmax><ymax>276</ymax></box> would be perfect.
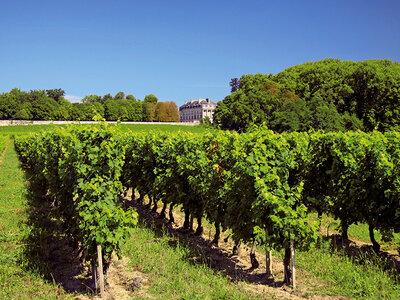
<box><xmin>1</xmin><ymin>0</ymin><xmax>399</xmax><ymax>106</ymax></box>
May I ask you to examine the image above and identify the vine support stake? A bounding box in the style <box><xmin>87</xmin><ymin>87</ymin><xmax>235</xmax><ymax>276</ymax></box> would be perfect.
<box><xmin>265</xmin><ymin>228</ymin><xmax>272</xmax><ymax>276</ymax></box>
<box><xmin>290</xmin><ymin>239</ymin><xmax>296</xmax><ymax>289</ymax></box>
<box><xmin>97</xmin><ymin>245</ymin><xmax>105</xmax><ymax>298</ymax></box>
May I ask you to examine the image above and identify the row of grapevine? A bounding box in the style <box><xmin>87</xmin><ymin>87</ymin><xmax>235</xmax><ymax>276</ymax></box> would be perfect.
<box><xmin>121</xmin><ymin>128</ymin><xmax>400</xmax><ymax>285</ymax></box>
<box><xmin>15</xmin><ymin>124</ymin><xmax>400</xmax><ymax>289</ymax></box>
<box><xmin>15</xmin><ymin>124</ymin><xmax>138</xmax><ymax>293</ymax></box>
<box><xmin>304</xmin><ymin>131</ymin><xmax>400</xmax><ymax>250</ymax></box>
<box><xmin>121</xmin><ymin>128</ymin><xmax>318</xmax><ymax>285</ymax></box>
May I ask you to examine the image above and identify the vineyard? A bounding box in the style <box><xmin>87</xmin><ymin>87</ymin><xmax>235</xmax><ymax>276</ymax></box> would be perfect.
<box><xmin>9</xmin><ymin>123</ymin><xmax>400</xmax><ymax>298</ymax></box>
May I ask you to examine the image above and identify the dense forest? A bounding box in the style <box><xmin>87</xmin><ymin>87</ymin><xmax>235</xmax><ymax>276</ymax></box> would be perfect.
<box><xmin>214</xmin><ymin>59</ymin><xmax>400</xmax><ymax>132</ymax></box>
<box><xmin>0</xmin><ymin>89</ymin><xmax>179</xmax><ymax>122</ymax></box>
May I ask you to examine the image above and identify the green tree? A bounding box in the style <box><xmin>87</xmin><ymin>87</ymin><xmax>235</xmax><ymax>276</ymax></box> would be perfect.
<box><xmin>0</xmin><ymin>95</ymin><xmax>20</xmax><ymax>119</ymax></box>
<box><xmin>46</xmin><ymin>89</ymin><xmax>65</xmax><ymax>103</ymax></box>
<box><xmin>214</xmin><ymin>76</ymin><xmax>290</xmax><ymax>131</ymax></box>
<box><xmin>143</xmin><ymin>94</ymin><xmax>158</xmax><ymax>104</ymax></box>
<box><xmin>124</xmin><ymin>100</ymin><xmax>142</xmax><ymax>121</ymax></box>
<box><xmin>69</xmin><ymin>103</ymin><xmax>85</xmax><ymax>120</ymax></box>
<box><xmin>102</xmin><ymin>93</ymin><xmax>113</xmax><ymax>103</ymax></box>
<box><xmin>141</xmin><ymin>102</ymin><xmax>151</xmax><ymax>121</ymax></box>
<box><xmin>31</xmin><ymin>96</ymin><xmax>59</xmax><ymax>120</ymax></box>
<box><xmin>271</xmin><ymin>59</ymin><xmax>400</xmax><ymax>131</ymax></box>
<box><xmin>28</xmin><ymin>90</ymin><xmax>47</xmax><ymax>103</ymax></box>
<box><xmin>82</xmin><ymin>95</ymin><xmax>102</xmax><ymax>103</ymax></box>
<box><xmin>104</xmin><ymin>99</ymin><xmax>128</xmax><ymax>120</ymax></box>
<box><xmin>271</xmin><ymin>99</ymin><xmax>311</xmax><ymax>132</ymax></box>
<box><xmin>114</xmin><ymin>91</ymin><xmax>126</xmax><ymax>100</ymax></box>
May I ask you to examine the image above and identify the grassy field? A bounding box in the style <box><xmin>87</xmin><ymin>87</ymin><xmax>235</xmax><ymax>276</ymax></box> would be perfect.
<box><xmin>0</xmin><ymin>123</ymin><xmax>213</xmax><ymax>136</ymax></box>
<box><xmin>0</xmin><ymin>135</ymin><xmax>9</xmax><ymax>153</ymax></box>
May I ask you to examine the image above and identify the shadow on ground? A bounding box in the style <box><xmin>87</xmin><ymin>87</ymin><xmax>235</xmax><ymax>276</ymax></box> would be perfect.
<box><xmin>20</xmin><ymin>186</ymin><xmax>93</xmax><ymax>295</ymax></box>
<box><xmin>124</xmin><ymin>196</ymin><xmax>284</xmax><ymax>288</ymax></box>
<box><xmin>326</xmin><ymin>233</ymin><xmax>400</xmax><ymax>276</ymax></box>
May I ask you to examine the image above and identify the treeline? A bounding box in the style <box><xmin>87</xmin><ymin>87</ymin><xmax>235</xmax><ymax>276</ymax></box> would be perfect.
<box><xmin>214</xmin><ymin>59</ymin><xmax>400</xmax><ymax>132</ymax></box>
<box><xmin>0</xmin><ymin>88</ymin><xmax>179</xmax><ymax>122</ymax></box>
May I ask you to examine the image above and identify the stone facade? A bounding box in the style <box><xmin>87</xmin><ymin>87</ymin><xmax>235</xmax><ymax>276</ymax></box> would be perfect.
<box><xmin>179</xmin><ymin>98</ymin><xmax>217</xmax><ymax>123</ymax></box>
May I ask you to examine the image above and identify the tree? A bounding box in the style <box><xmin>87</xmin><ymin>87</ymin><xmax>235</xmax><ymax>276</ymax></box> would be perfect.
<box><xmin>46</xmin><ymin>89</ymin><xmax>65</xmax><ymax>103</ymax></box>
<box><xmin>69</xmin><ymin>103</ymin><xmax>85</xmax><ymax>120</ymax></box>
<box><xmin>271</xmin><ymin>99</ymin><xmax>312</xmax><ymax>132</ymax></box>
<box><xmin>217</xmin><ymin>59</ymin><xmax>400</xmax><ymax>132</ymax></box>
<box><xmin>102</xmin><ymin>94</ymin><xmax>113</xmax><ymax>103</ymax></box>
<box><xmin>153</xmin><ymin>102</ymin><xmax>167</xmax><ymax>122</ymax></box>
<box><xmin>126</xmin><ymin>94</ymin><xmax>136</xmax><ymax>101</ymax></box>
<box><xmin>104</xmin><ymin>99</ymin><xmax>130</xmax><ymax>120</ymax></box>
<box><xmin>143</xmin><ymin>94</ymin><xmax>158</xmax><ymax>104</ymax></box>
<box><xmin>82</xmin><ymin>95</ymin><xmax>102</xmax><ymax>103</ymax></box>
<box><xmin>114</xmin><ymin>91</ymin><xmax>125</xmax><ymax>100</ymax></box>
<box><xmin>0</xmin><ymin>95</ymin><xmax>20</xmax><ymax>119</ymax></box>
<box><xmin>214</xmin><ymin>76</ymin><xmax>291</xmax><ymax>131</ymax></box>
<box><xmin>141</xmin><ymin>102</ymin><xmax>151</xmax><ymax>121</ymax></box>
<box><xmin>229</xmin><ymin>78</ymin><xmax>241</xmax><ymax>93</ymax></box>
<box><xmin>28</xmin><ymin>90</ymin><xmax>47</xmax><ymax>103</ymax></box>
<box><xmin>152</xmin><ymin>101</ymin><xmax>179</xmax><ymax>122</ymax></box>
<box><xmin>31</xmin><ymin>96</ymin><xmax>60</xmax><ymax>120</ymax></box>
<box><xmin>147</xmin><ymin>102</ymin><xmax>156</xmax><ymax>121</ymax></box>
<box><xmin>164</xmin><ymin>101</ymin><xmax>179</xmax><ymax>122</ymax></box>
<box><xmin>124</xmin><ymin>100</ymin><xmax>143</xmax><ymax>121</ymax></box>
<box><xmin>271</xmin><ymin>59</ymin><xmax>400</xmax><ymax>132</ymax></box>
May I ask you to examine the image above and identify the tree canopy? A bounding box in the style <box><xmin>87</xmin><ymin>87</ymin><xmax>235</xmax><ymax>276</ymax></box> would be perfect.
<box><xmin>214</xmin><ymin>59</ymin><xmax>400</xmax><ymax>132</ymax></box>
<box><xmin>0</xmin><ymin>89</ymin><xmax>179</xmax><ymax>122</ymax></box>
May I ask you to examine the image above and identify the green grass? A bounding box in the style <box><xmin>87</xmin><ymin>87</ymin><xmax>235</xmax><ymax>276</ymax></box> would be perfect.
<box><xmin>122</xmin><ymin>224</ymin><xmax>261</xmax><ymax>300</ymax></box>
<box><xmin>119</xmin><ymin>123</ymin><xmax>215</xmax><ymax>133</ymax></box>
<box><xmin>280</xmin><ymin>212</ymin><xmax>400</xmax><ymax>298</ymax></box>
<box><xmin>0</xmin><ymin>135</ymin><xmax>9</xmax><ymax>153</ymax></box>
<box><xmin>0</xmin><ymin>123</ymin><xmax>214</xmax><ymax>136</ymax></box>
<box><xmin>347</xmin><ymin>223</ymin><xmax>400</xmax><ymax>251</ymax></box>
<box><xmin>315</xmin><ymin>213</ymin><xmax>400</xmax><ymax>251</ymax></box>
<box><xmin>0</xmin><ymin>125</ymin><xmax>54</xmax><ymax>136</ymax></box>
<box><xmin>295</xmin><ymin>242</ymin><xmax>400</xmax><ymax>299</ymax></box>
<box><xmin>0</xmin><ymin>142</ymin><xmax>73</xmax><ymax>299</ymax></box>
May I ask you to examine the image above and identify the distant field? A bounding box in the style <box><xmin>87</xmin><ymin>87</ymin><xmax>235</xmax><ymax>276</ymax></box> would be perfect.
<box><xmin>0</xmin><ymin>123</ymin><xmax>214</xmax><ymax>136</ymax></box>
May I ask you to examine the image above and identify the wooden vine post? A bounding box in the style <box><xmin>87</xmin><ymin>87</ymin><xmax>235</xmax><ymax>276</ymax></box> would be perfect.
<box><xmin>97</xmin><ymin>245</ymin><xmax>105</xmax><ymax>298</ymax></box>
<box><xmin>290</xmin><ymin>239</ymin><xmax>296</xmax><ymax>289</ymax></box>
<box><xmin>265</xmin><ymin>228</ymin><xmax>272</xmax><ymax>276</ymax></box>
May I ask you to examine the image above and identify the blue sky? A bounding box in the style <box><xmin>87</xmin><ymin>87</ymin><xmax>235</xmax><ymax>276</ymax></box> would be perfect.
<box><xmin>1</xmin><ymin>0</ymin><xmax>399</xmax><ymax>106</ymax></box>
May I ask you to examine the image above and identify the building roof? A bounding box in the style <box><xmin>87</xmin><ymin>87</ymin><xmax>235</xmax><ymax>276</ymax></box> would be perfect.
<box><xmin>179</xmin><ymin>98</ymin><xmax>217</xmax><ymax>109</ymax></box>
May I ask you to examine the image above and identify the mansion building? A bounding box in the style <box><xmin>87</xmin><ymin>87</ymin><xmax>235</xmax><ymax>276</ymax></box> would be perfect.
<box><xmin>179</xmin><ymin>98</ymin><xmax>217</xmax><ymax>123</ymax></box>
